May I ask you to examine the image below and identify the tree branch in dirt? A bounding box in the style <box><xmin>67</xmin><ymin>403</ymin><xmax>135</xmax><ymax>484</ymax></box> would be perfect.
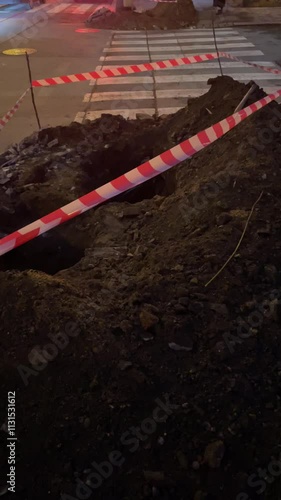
<box><xmin>205</xmin><ymin>190</ymin><xmax>264</xmax><ymax>287</ymax></box>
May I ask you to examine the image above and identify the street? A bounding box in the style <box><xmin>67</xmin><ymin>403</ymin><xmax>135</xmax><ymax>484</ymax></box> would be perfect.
<box><xmin>0</xmin><ymin>0</ymin><xmax>112</xmax><ymax>151</ymax></box>
<box><xmin>1</xmin><ymin>3</ymin><xmax>281</xmax><ymax>500</ymax></box>
<box><xmin>79</xmin><ymin>26</ymin><xmax>281</xmax><ymax>122</ymax></box>
<box><xmin>1</xmin><ymin>1</ymin><xmax>281</xmax><ymax>152</ymax></box>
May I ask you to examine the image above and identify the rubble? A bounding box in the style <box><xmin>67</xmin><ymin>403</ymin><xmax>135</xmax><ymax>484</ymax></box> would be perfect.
<box><xmin>1</xmin><ymin>76</ymin><xmax>281</xmax><ymax>499</ymax></box>
<box><xmin>86</xmin><ymin>0</ymin><xmax>197</xmax><ymax>30</ymax></box>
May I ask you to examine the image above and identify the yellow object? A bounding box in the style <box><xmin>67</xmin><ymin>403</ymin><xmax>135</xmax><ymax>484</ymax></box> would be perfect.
<box><xmin>2</xmin><ymin>48</ymin><xmax>37</xmax><ymax>56</ymax></box>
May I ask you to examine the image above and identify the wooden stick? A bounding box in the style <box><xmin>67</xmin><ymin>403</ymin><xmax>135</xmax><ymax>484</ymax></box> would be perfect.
<box><xmin>211</xmin><ymin>12</ymin><xmax>223</xmax><ymax>77</ymax></box>
<box><xmin>205</xmin><ymin>191</ymin><xmax>263</xmax><ymax>287</ymax></box>
<box><xmin>234</xmin><ymin>83</ymin><xmax>257</xmax><ymax>113</ymax></box>
<box><xmin>25</xmin><ymin>52</ymin><xmax>41</xmax><ymax>130</ymax></box>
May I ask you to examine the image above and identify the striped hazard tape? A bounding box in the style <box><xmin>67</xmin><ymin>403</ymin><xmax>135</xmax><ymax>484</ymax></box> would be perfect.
<box><xmin>0</xmin><ymin>88</ymin><xmax>30</xmax><ymax>132</ymax></box>
<box><xmin>220</xmin><ymin>52</ymin><xmax>281</xmax><ymax>76</ymax></box>
<box><xmin>30</xmin><ymin>51</ymin><xmax>281</xmax><ymax>88</ymax></box>
<box><xmin>31</xmin><ymin>53</ymin><xmax>219</xmax><ymax>87</ymax></box>
<box><xmin>1</xmin><ymin>53</ymin><xmax>219</xmax><ymax>132</ymax></box>
<box><xmin>1</xmin><ymin>51</ymin><xmax>280</xmax><ymax>133</ymax></box>
<box><xmin>0</xmin><ymin>86</ymin><xmax>281</xmax><ymax>257</ymax></box>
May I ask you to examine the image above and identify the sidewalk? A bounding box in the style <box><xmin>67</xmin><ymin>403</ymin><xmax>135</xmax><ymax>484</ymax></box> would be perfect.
<box><xmin>196</xmin><ymin>5</ymin><xmax>281</xmax><ymax>27</ymax></box>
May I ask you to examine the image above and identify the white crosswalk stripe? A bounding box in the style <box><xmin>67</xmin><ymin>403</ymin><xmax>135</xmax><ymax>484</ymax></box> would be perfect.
<box><xmin>112</xmin><ymin>37</ymin><xmax>249</xmax><ymax>44</ymax></box>
<box><xmin>96</xmin><ymin>62</ymin><xmax>275</xmax><ymax>70</ymax></box>
<box><xmin>47</xmin><ymin>3</ymin><xmax>70</xmax><ymax>13</ymax></box>
<box><xmin>114</xmin><ymin>30</ymin><xmax>240</xmax><ymax>37</ymax></box>
<box><xmin>75</xmin><ymin>28</ymin><xmax>281</xmax><ymax>123</ymax></box>
<box><xmin>103</xmin><ymin>43</ymin><xmax>256</xmax><ymax>52</ymax></box>
<box><xmin>25</xmin><ymin>2</ymin><xmax>96</xmax><ymax>15</ymax></box>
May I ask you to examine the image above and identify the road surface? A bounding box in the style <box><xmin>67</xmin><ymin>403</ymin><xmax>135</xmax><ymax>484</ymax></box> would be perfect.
<box><xmin>77</xmin><ymin>26</ymin><xmax>281</xmax><ymax>122</ymax></box>
<box><xmin>0</xmin><ymin>2</ymin><xmax>281</xmax><ymax>152</ymax></box>
<box><xmin>0</xmin><ymin>0</ymin><xmax>112</xmax><ymax>151</ymax></box>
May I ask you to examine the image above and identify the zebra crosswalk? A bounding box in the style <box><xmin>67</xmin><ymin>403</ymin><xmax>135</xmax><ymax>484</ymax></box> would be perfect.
<box><xmin>75</xmin><ymin>28</ymin><xmax>281</xmax><ymax>122</ymax></box>
<box><xmin>25</xmin><ymin>2</ymin><xmax>99</xmax><ymax>16</ymax></box>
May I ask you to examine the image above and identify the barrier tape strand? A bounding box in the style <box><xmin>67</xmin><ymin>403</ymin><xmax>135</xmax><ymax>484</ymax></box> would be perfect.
<box><xmin>0</xmin><ymin>87</ymin><xmax>281</xmax><ymax>257</ymax></box>
<box><xmin>219</xmin><ymin>51</ymin><xmax>281</xmax><ymax>76</ymax></box>
<box><xmin>2</xmin><ymin>51</ymin><xmax>280</xmax><ymax>133</ymax></box>
<box><xmin>31</xmin><ymin>52</ymin><xmax>281</xmax><ymax>87</ymax></box>
<box><xmin>0</xmin><ymin>89</ymin><xmax>30</xmax><ymax>132</ymax></box>
<box><xmin>31</xmin><ymin>53</ymin><xmax>219</xmax><ymax>87</ymax></box>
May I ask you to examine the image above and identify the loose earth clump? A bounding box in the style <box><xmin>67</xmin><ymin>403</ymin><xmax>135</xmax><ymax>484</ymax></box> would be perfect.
<box><xmin>87</xmin><ymin>0</ymin><xmax>197</xmax><ymax>30</ymax></box>
<box><xmin>1</xmin><ymin>76</ymin><xmax>281</xmax><ymax>500</ymax></box>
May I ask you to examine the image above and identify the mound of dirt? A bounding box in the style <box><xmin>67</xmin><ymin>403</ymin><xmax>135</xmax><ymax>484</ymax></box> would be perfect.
<box><xmin>87</xmin><ymin>0</ymin><xmax>197</xmax><ymax>30</ymax></box>
<box><xmin>1</xmin><ymin>76</ymin><xmax>281</xmax><ymax>500</ymax></box>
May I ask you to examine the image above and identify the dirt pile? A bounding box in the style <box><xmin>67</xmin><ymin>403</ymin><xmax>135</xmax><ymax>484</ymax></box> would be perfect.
<box><xmin>86</xmin><ymin>0</ymin><xmax>197</xmax><ymax>30</ymax></box>
<box><xmin>1</xmin><ymin>76</ymin><xmax>281</xmax><ymax>500</ymax></box>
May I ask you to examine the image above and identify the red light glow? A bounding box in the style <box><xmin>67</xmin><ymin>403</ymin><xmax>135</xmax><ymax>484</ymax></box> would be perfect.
<box><xmin>75</xmin><ymin>28</ymin><xmax>100</xmax><ymax>33</ymax></box>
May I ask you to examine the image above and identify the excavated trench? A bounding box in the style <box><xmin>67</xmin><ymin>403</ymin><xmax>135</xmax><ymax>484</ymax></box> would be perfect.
<box><xmin>3</xmin><ymin>77</ymin><xmax>281</xmax><ymax>500</ymax></box>
<box><xmin>78</xmin><ymin>146</ymin><xmax>176</xmax><ymax>204</ymax></box>
<box><xmin>0</xmin><ymin>119</ymin><xmax>177</xmax><ymax>275</ymax></box>
<box><xmin>0</xmin><ymin>179</ymin><xmax>169</xmax><ymax>274</ymax></box>
<box><xmin>0</xmin><ymin>231</ymin><xmax>85</xmax><ymax>275</ymax></box>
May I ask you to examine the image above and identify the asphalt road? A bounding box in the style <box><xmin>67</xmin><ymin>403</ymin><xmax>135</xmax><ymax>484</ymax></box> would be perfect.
<box><xmin>0</xmin><ymin>1</ymin><xmax>111</xmax><ymax>152</ymax></box>
<box><xmin>0</xmin><ymin>3</ymin><xmax>281</xmax><ymax>153</ymax></box>
<box><xmin>237</xmin><ymin>26</ymin><xmax>281</xmax><ymax>67</ymax></box>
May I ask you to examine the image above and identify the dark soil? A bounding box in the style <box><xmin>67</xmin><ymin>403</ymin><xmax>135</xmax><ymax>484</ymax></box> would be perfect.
<box><xmin>87</xmin><ymin>0</ymin><xmax>197</xmax><ymax>30</ymax></box>
<box><xmin>1</xmin><ymin>76</ymin><xmax>281</xmax><ymax>500</ymax></box>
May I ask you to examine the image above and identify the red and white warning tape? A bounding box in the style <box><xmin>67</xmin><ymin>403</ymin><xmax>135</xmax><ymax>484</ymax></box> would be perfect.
<box><xmin>1</xmin><ymin>51</ymin><xmax>281</xmax><ymax>133</ymax></box>
<box><xmin>31</xmin><ymin>53</ymin><xmax>219</xmax><ymax>87</ymax></box>
<box><xmin>220</xmin><ymin>51</ymin><xmax>281</xmax><ymax>76</ymax></box>
<box><xmin>0</xmin><ymin>86</ymin><xmax>281</xmax><ymax>257</ymax></box>
<box><xmin>0</xmin><ymin>88</ymin><xmax>29</xmax><ymax>132</ymax></box>
<box><xmin>0</xmin><ymin>52</ymin><xmax>221</xmax><ymax>133</ymax></box>
<box><xmin>31</xmin><ymin>51</ymin><xmax>281</xmax><ymax>87</ymax></box>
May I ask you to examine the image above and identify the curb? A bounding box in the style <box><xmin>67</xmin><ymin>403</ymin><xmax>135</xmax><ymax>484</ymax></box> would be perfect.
<box><xmin>232</xmin><ymin>21</ymin><xmax>281</xmax><ymax>25</ymax></box>
<box><xmin>197</xmin><ymin>22</ymin><xmax>281</xmax><ymax>26</ymax></box>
